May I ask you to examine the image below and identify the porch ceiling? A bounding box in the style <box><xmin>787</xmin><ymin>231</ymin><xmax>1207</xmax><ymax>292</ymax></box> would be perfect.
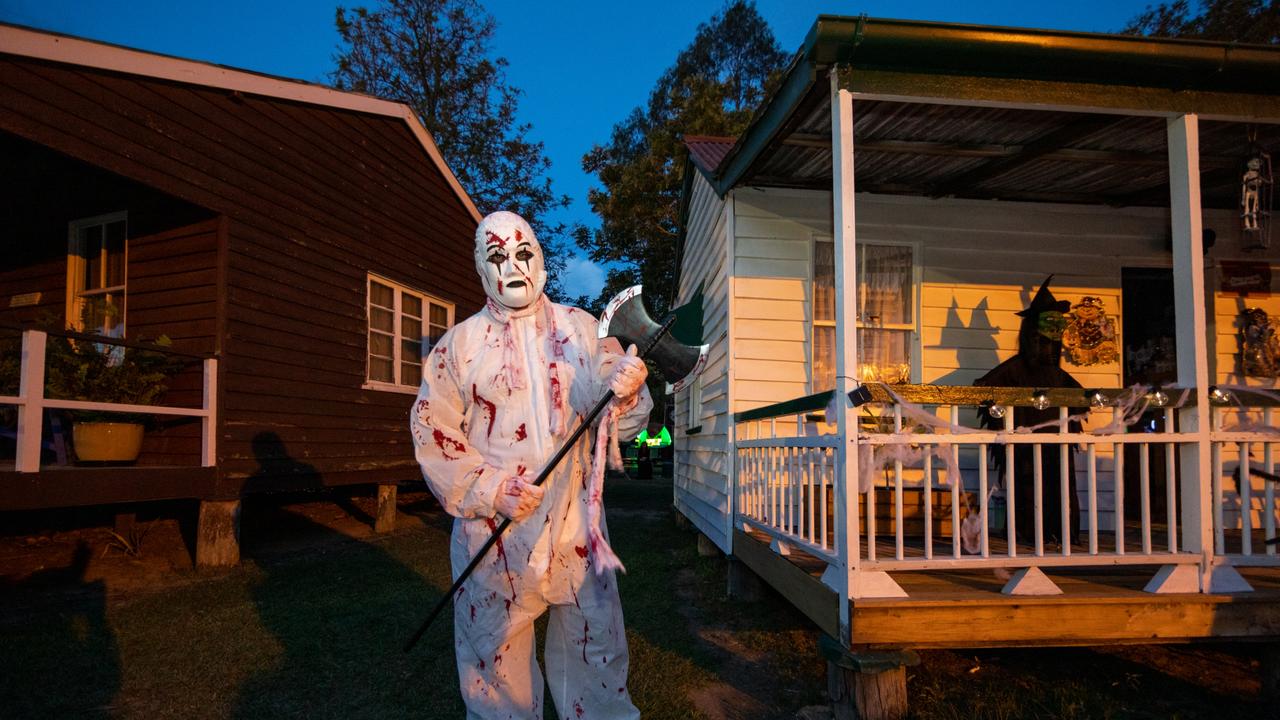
<box><xmin>697</xmin><ymin>15</ymin><xmax>1280</xmax><ymax>210</ymax></box>
<box><xmin>725</xmin><ymin>94</ymin><xmax>1280</xmax><ymax>209</ymax></box>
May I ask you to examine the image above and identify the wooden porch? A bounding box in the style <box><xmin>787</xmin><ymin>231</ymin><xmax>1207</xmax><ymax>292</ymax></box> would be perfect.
<box><xmin>734</xmin><ymin>527</ymin><xmax>1280</xmax><ymax>649</ymax></box>
<box><xmin>0</xmin><ymin>464</ymin><xmax>218</xmax><ymax>511</ymax></box>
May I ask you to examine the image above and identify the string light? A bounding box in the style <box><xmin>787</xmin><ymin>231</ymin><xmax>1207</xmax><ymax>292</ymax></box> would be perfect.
<box><xmin>1150</xmin><ymin>387</ymin><xmax>1170</xmax><ymax>408</ymax></box>
<box><xmin>983</xmin><ymin>400</ymin><xmax>1006</xmax><ymax>420</ymax></box>
<box><xmin>1087</xmin><ymin>389</ymin><xmax>1109</xmax><ymax>408</ymax></box>
<box><xmin>1031</xmin><ymin>389</ymin><xmax>1051</xmax><ymax>411</ymax></box>
<box><xmin>1209</xmin><ymin>386</ymin><xmax>1232</xmax><ymax>404</ymax></box>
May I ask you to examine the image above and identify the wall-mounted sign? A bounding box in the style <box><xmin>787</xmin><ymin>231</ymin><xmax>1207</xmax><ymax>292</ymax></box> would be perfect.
<box><xmin>1063</xmin><ymin>296</ymin><xmax>1118</xmax><ymax>367</ymax></box>
<box><xmin>1221</xmin><ymin>261</ymin><xmax>1272</xmax><ymax>294</ymax></box>
<box><xmin>8</xmin><ymin>292</ymin><xmax>41</xmax><ymax>308</ymax></box>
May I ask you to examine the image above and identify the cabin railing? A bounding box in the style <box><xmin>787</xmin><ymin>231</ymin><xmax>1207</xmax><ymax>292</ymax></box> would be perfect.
<box><xmin>1209</xmin><ymin>389</ymin><xmax>1280</xmax><ymax>566</ymax></box>
<box><xmin>0</xmin><ymin>328</ymin><xmax>218</xmax><ymax>472</ymax></box>
<box><xmin>734</xmin><ymin>391</ymin><xmax>840</xmax><ymax>566</ymax></box>
<box><xmin>732</xmin><ymin>384</ymin><xmax>1218</xmax><ymax>585</ymax></box>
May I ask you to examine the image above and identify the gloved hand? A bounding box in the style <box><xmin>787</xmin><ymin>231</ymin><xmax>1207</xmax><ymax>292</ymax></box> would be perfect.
<box><xmin>493</xmin><ymin>474</ymin><xmax>544</xmax><ymax>522</ymax></box>
<box><xmin>608</xmin><ymin>344</ymin><xmax>648</xmax><ymax>401</ymax></box>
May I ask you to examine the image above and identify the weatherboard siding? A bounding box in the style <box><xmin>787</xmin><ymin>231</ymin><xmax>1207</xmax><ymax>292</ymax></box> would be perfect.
<box><xmin>675</xmin><ymin>172</ymin><xmax>731</xmax><ymax>551</ymax></box>
<box><xmin>0</xmin><ymin>53</ymin><xmax>481</xmax><ymax>499</ymax></box>
<box><xmin>701</xmin><ymin>190</ymin><xmax>1260</xmax><ymax>537</ymax></box>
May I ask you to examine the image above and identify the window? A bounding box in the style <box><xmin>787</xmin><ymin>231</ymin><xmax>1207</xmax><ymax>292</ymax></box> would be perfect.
<box><xmin>66</xmin><ymin>212</ymin><xmax>128</xmax><ymax>337</ymax></box>
<box><xmin>366</xmin><ymin>274</ymin><xmax>453</xmax><ymax>392</ymax></box>
<box><xmin>812</xmin><ymin>238</ymin><xmax>917</xmax><ymax>391</ymax></box>
<box><xmin>686</xmin><ymin>374</ymin><xmax>703</xmax><ymax>433</ymax></box>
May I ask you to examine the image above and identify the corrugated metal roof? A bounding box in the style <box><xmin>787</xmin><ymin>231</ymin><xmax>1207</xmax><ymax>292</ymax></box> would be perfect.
<box><xmin>684</xmin><ymin>135</ymin><xmax>735</xmax><ymax>176</ymax></box>
<box><xmin>705</xmin><ymin>15</ymin><xmax>1280</xmax><ymax>207</ymax></box>
<box><xmin>730</xmin><ymin>93</ymin><xmax>1280</xmax><ymax>208</ymax></box>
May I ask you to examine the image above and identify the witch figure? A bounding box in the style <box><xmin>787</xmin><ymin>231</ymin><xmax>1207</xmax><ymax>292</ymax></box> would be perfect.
<box><xmin>974</xmin><ymin>276</ymin><xmax>1083</xmax><ymax>547</ymax></box>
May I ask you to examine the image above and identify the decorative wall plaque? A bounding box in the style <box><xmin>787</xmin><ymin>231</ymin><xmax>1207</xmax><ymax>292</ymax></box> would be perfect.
<box><xmin>1241</xmin><ymin>307</ymin><xmax>1280</xmax><ymax>377</ymax></box>
<box><xmin>1062</xmin><ymin>296</ymin><xmax>1118</xmax><ymax>366</ymax></box>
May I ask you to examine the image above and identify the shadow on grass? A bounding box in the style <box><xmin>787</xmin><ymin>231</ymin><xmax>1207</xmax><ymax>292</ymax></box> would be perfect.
<box><xmin>0</xmin><ymin>541</ymin><xmax>120</xmax><ymax>719</ymax></box>
<box><xmin>230</xmin><ymin>437</ymin><xmax>461</xmax><ymax>719</ymax></box>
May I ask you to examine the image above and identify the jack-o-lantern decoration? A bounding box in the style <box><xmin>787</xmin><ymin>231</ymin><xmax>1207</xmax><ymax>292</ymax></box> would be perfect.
<box><xmin>1062</xmin><ymin>296</ymin><xmax>1118</xmax><ymax>366</ymax></box>
<box><xmin>1242</xmin><ymin>307</ymin><xmax>1280</xmax><ymax>377</ymax></box>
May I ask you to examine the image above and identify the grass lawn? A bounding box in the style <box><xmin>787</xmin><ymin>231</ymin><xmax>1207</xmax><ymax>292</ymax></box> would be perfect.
<box><xmin>0</xmin><ymin>477</ymin><xmax>1271</xmax><ymax>719</ymax></box>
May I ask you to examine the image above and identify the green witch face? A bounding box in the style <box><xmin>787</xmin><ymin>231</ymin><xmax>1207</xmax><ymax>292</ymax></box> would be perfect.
<box><xmin>1037</xmin><ymin>310</ymin><xmax>1068</xmax><ymax>341</ymax></box>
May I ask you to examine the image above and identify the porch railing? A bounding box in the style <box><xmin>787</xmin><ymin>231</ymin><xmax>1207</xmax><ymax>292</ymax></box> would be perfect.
<box><xmin>1210</xmin><ymin>389</ymin><xmax>1280</xmax><ymax>566</ymax></box>
<box><xmin>735</xmin><ymin>391</ymin><xmax>842</xmax><ymax>566</ymax></box>
<box><xmin>732</xmin><ymin>384</ymin><xmax>1222</xmax><ymax>583</ymax></box>
<box><xmin>0</xmin><ymin>328</ymin><xmax>218</xmax><ymax>472</ymax></box>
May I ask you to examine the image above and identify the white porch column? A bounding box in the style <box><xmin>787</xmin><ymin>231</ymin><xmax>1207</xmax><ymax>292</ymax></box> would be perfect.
<box><xmin>15</xmin><ymin>329</ymin><xmax>47</xmax><ymax>473</ymax></box>
<box><xmin>1167</xmin><ymin>114</ymin><xmax>1214</xmax><ymax>585</ymax></box>
<box><xmin>830</xmin><ymin>70</ymin><xmax>861</xmax><ymax>638</ymax></box>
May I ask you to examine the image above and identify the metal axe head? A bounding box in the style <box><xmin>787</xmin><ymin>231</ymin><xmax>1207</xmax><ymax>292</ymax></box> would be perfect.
<box><xmin>598</xmin><ymin>286</ymin><xmax>708</xmax><ymax>391</ymax></box>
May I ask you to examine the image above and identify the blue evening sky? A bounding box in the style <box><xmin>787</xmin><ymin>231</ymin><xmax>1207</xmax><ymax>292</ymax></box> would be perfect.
<box><xmin>0</xmin><ymin>0</ymin><xmax>1152</xmax><ymax>296</ymax></box>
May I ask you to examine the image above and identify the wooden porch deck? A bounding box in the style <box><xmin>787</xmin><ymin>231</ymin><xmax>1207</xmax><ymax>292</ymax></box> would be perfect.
<box><xmin>0</xmin><ymin>464</ymin><xmax>217</xmax><ymax>511</ymax></box>
<box><xmin>733</xmin><ymin>528</ymin><xmax>1280</xmax><ymax>651</ymax></box>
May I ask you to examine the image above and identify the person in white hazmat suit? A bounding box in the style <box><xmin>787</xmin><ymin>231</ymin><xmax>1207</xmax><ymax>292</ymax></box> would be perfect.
<box><xmin>411</xmin><ymin>210</ymin><xmax>652</xmax><ymax>719</ymax></box>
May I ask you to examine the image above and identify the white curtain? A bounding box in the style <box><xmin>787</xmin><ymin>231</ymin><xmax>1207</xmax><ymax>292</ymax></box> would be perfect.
<box><xmin>812</xmin><ymin>241</ymin><xmax>913</xmax><ymax>390</ymax></box>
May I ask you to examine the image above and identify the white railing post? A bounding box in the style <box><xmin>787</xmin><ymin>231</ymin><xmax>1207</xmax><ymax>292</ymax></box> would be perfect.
<box><xmin>830</xmin><ymin>69</ymin><xmax>861</xmax><ymax>634</ymax></box>
<box><xmin>1167</xmin><ymin>113</ymin><xmax>1214</xmax><ymax>588</ymax></box>
<box><xmin>202</xmin><ymin>357</ymin><xmax>218</xmax><ymax>467</ymax></box>
<box><xmin>16</xmin><ymin>329</ymin><xmax>47</xmax><ymax>473</ymax></box>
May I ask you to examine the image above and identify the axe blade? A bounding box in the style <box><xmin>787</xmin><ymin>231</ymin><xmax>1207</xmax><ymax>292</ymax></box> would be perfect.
<box><xmin>598</xmin><ymin>285</ymin><xmax>708</xmax><ymax>389</ymax></box>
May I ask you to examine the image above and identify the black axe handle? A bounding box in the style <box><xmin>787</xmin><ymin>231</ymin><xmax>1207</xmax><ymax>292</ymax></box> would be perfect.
<box><xmin>404</xmin><ymin>312</ymin><xmax>677</xmax><ymax>653</ymax></box>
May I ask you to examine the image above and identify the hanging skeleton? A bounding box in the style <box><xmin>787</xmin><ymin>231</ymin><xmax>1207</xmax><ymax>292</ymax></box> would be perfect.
<box><xmin>1062</xmin><ymin>296</ymin><xmax>1118</xmax><ymax>366</ymax></box>
<box><xmin>1242</xmin><ymin>128</ymin><xmax>1274</xmax><ymax>250</ymax></box>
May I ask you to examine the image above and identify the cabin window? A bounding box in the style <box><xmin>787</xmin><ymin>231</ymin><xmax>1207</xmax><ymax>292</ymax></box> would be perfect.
<box><xmin>66</xmin><ymin>212</ymin><xmax>128</xmax><ymax>337</ymax></box>
<box><xmin>365</xmin><ymin>274</ymin><xmax>453</xmax><ymax>392</ymax></box>
<box><xmin>685</xmin><ymin>374</ymin><xmax>703</xmax><ymax>433</ymax></box>
<box><xmin>812</xmin><ymin>238</ymin><xmax>916</xmax><ymax>391</ymax></box>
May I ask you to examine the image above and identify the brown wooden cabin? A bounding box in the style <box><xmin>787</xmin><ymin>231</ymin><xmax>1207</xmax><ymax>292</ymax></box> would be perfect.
<box><xmin>0</xmin><ymin>24</ymin><xmax>483</xmax><ymax>563</ymax></box>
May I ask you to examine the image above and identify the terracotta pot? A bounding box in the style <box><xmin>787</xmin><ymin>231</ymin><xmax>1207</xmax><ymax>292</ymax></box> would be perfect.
<box><xmin>73</xmin><ymin>422</ymin><xmax>144</xmax><ymax>462</ymax></box>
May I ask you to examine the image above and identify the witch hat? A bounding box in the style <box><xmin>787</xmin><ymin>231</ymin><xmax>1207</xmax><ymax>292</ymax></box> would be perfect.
<box><xmin>1016</xmin><ymin>275</ymin><xmax>1071</xmax><ymax>317</ymax></box>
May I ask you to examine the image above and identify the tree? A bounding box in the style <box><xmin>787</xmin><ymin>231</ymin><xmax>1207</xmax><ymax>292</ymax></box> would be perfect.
<box><xmin>1123</xmin><ymin>0</ymin><xmax>1279</xmax><ymax>44</ymax></box>
<box><xmin>332</xmin><ymin>0</ymin><xmax>571</xmax><ymax>294</ymax></box>
<box><xmin>579</xmin><ymin>1</ymin><xmax>788</xmax><ymax>317</ymax></box>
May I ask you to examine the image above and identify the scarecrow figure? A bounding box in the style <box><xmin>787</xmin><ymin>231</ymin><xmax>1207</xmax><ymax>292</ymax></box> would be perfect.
<box><xmin>411</xmin><ymin>211</ymin><xmax>651</xmax><ymax>719</ymax></box>
<box><xmin>974</xmin><ymin>276</ymin><xmax>1083</xmax><ymax>546</ymax></box>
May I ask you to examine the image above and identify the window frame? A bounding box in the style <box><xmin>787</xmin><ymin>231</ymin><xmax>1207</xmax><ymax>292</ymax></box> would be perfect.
<box><xmin>363</xmin><ymin>273</ymin><xmax>454</xmax><ymax>394</ymax></box>
<box><xmin>809</xmin><ymin>234</ymin><xmax>922</xmax><ymax>393</ymax></box>
<box><xmin>685</xmin><ymin>373</ymin><xmax>703</xmax><ymax>434</ymax></box>
<box><xmin>65</xmin><ymin>211</ymin><xmax>129</xmax><ymax>337</ymax></box>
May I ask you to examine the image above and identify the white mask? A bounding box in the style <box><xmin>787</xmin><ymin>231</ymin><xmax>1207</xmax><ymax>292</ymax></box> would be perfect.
<box><xmin>474</xmin><ymin>211</ymin><xmax>546</xmax><ymax>310</ymax></box>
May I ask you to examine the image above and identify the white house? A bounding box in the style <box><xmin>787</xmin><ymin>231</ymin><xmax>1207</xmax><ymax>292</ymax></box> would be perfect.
<box><xmin>673</xmin><ymin>16</ymin><xmax>1280</xmax><ymax>719</ymax></box>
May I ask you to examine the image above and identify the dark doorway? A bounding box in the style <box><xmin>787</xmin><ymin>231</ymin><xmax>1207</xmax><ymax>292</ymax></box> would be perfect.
<box><xmin>1120</xmin><ymin>268</ymin><xmax>1178</xmax><ymax>526</ymax></box>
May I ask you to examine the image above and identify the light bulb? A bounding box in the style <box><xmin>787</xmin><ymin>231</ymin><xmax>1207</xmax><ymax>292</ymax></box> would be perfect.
<box><xmin>1031</xmin><ymin>390</ymin><xmax>1051</xmax><ymax>411</ymax></box>
<box><xmin>987</xmin><ymin>403</ymin><xmax>1006</xmax><ymax>420</ymax></box>
<box><xmin>1209</xmin><ymin>386</ymin><xmax>1232</xmax><ymax>404</ymax></box>
<box><xmin>1150</xmin><ymin>389</ymin><xmax>1169</xmax><ymax>407</ymax></box>
<box><xmin>1088</xmin><ymin>390</ymin><xmax>1108</xmax><ymax>408</ymax></box>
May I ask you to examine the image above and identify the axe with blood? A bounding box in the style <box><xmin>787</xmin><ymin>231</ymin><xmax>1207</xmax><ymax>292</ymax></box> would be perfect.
<box><xmin>404</xmin><ymin>286</ymin><xmax>707</xmax><ymax>652</ymax></box>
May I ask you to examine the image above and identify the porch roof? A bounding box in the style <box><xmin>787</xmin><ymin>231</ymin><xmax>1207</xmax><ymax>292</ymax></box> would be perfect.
<box><xmin>705</xmin><ymin>16</ymin><xmax>1280</xmax><ymax>209</ymax></box>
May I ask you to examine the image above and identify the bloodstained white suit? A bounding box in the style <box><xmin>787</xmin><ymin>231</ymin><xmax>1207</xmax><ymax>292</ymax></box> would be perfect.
<box><xmin>412</xmin><ymin>296</ymin><xmax>651</xmax><ymax>720</ymax></box>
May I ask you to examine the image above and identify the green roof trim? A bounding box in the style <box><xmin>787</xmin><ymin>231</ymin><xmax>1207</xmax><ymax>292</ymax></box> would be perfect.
<box><xmin>713</xmin><ymin>15</ymin><xmax>1280</xmax><ymax>194</ymax></box>
<box><xmin>733</xmin><ymin>390</ymin><xmax>834</xmax><ymax>423</ymax></box>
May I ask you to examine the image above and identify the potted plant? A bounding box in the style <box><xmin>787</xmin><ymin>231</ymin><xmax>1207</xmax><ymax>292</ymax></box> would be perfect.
<box><xmin>43</xmin><ymin>331</ymin><xmax>185</xmax><ymax>463</ymax></box>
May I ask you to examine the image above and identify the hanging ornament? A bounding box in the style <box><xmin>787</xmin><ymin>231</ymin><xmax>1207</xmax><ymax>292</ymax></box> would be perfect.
<box><xmin>1241</xmin><ymin>127</ymin><xmax>1274</xmax><ymax>251</ymax></box>
<box><xmin>1241</xmin><ymin>307</ymin><xmax>1280</xmax><ymax>378</ymax></box>
<box><xmin>1062</xmin><ymin>296</ymin><xmax>1118</xmax><ymax>366</ymax></box>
